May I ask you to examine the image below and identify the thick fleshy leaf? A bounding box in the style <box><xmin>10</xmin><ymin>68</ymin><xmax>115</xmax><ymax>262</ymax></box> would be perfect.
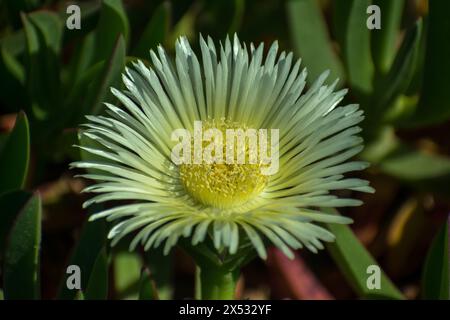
<box><xmin>132</xmin><ymin>2</ymin><xmax>170</xmax><ymax>59</ymax></box>
<box><xmin>371</xmin><ymin>0</ymin><xmax>405</xmax><ymax>74</ymax></box>
<box><xmin>0</xmin><ymin>30</ymin><xmax>25</xmax><ymax>56</ymax></box>
<box><xmin>67</xmin><ymin>35</ymin><xmax>125</xmax><ymax>125</ymax></box>
<box><xmin>138</xmin><ymin>268</ymin><xmax>158</xmax><ymax>300</ymax></box>
<box><xmin>380</xmin><ymin>146</ymin><xmax>450</xmax><ymax>182</ymax></box>
<box><xmin>422</xmin><ymin>219</ymin><xmax>449</xmax><ymax>299</ymax></box>
<box><xmin>144</xmin><ymin>248</ymin><xmax>173</xmax><ymax>300</ymax></box>
<box><xmin>286</xmin><ymin>0</ymin><xmax>345</xmax><ymax>83</ymax></box>
<box><xmin>373</xmin><ymin>20</ymin><xmax>422</xmax><ymax>112</ymax></box>
<box><xmin>384</xmin><ymin>198</ymin><xmax>426</xmax><ymax>275</ymax></box>
<box><xmin>333</xmin><ymin>0</ymin><xmax>373</xmax><ymax>96</ymax></box>
<box><xmin>4</xmin><ymin>0</ymin><xmax>41</xmax><ymax>27</ymax></box>
<box><xmin>21</xmin><ymin>11</ymin><xmax>62</xmax><ymax>123</ymax></box>
<box><xmin>75</xmin><ymin>290</ymin><xmax>85</xmax><ymax>300</ymax></box>
<box><xmin>324</xmin><ymin>209</ymin><xmax>404</xmax><ymax>299</ymax></box>
<box><xmin>414</xmin><ymin>0</ymin><xmax>450</xmax><ymax>125</ymax></box>
<box><xmin>367</xmin><ymin>20</ymin><xmax>422</xmax><ymax>131</ymax></box>
<box><xmin>86</xmin><ymin>35</ymin><xmax>126</xmax><ymax>116</ymax></box>
<box><xmin>363</xmin><ymin>132</ymin><xmax>450</xmax><ymax>195</ymax></box>
<box><xmin>58</xmin><ymin>218</ymin><xmax>106</xmax><ymax>300</ymax></box>
<box><xmin>0</xmin><ymin>111</ymin><xmax>29</xmax><ymax>194</ymax></box>
<box><xmin>84</xmin><ymin>248</ymin><xmax>109</xmax><ymax>300</ymax></box>
<box><xmin>0</xmin><ymin>191</ymin><xmax>33</xmax><ymax>258</ymax></box>
<box><xmin>65</xmin><ymin>32</ymin><xmax>97</xmax><ymax>89</ymax></box>
<box><xmin>360</xmin><ymin>126</ymin><xmax>398</xmax><ymax>163</ymax></box>
<box><xmin>229</xmin><ymin>0</ymin><xmax>245</xmax><ymax>34</ymax></box>
<box><xmin>114</xmin><ymin>252</ymin><xmax>142</xmax><ymax>299</ymax></box>
<box><xmin>1</xmin><ymin>45</ymin><xmax>25</xmax><ymax>84</ymax></box>
<box><xmin>94</xmin><ymin>0</ymin><xmax>129</xmax><ymax>63</ymax></box>
<box><xmin>0</xmin><ymin>41</ymin><xmax>26</xmax><ymax>112</ymax></box>
<box><xmin>65</xmin><ymin>60</ymin><xmax>105</xmax><ymax>125</ymax></box>
<box><xmin>3</xmin><ymin>193</ymin><xmax>41</xmax><ymax>300</ymax></box>
<box><xmin>166</xmin><ymin>6</ymin><xmax>196</xmax><ymax>46</ymax></box>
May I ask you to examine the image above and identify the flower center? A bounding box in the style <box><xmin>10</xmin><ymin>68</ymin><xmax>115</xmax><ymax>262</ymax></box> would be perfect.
<box><xmin>179</xmin><ymin>119</ymin><xmax>268</xmax><ymax>209</ymax></box>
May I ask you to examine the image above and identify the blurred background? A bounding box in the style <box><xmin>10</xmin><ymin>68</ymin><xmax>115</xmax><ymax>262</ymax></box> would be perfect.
<box><xmin>0</xmin><ymin>0</ymin><xmax>448</xmax><ymax>300</ymax></box>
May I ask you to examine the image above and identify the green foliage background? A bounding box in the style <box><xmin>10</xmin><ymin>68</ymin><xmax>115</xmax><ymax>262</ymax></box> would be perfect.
<box><xmin>0</xmin><ymin>0</ymin><xmax>448</xmax><ymax>300</ymax></box>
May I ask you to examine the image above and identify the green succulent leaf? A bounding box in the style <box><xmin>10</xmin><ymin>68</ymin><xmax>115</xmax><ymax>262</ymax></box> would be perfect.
<box><xmin>0</xmin><ymin>191</ymin><xmax>34</xmax><ymax>259</ymax></box>
<box><xmin>324</xmin><ymin>209</ymin><xmax>404</xmax><ymax>299</ymax></box>
<box><xmin>0</xmin><ymin>45</ymin><xmax>26</xmax><ymax>111</ymax></box>
<box><xmin>0</xmin><ymin>30</ymin><xmax>26</xmax><ymax>109</ymax></box>
<box><xmin>94</xmin><ymin>0</ymin><xmax>129</xmax><ymax>63</ymax></box>
<box><xmin>58</xmin><ymin>218</ymin><xmax>107</xmax><ymax>300</ymax></box>
<box><xmin>65</xmin><ymin>32</ymin><xmax>97</xmax><ymax>90</ymax></box>
<box><xmin>0</xmin><ymin>30</ymin><xmax>25</xmax><ymax>56</ymax></box>
<box><xmin>228</xmin><ymin>0</ymin><xmax>245</xmax><ymax>34</ymax></box>
<box><xmin>286</xmin><ymin>0</ymin><xmax>345</xmax><ymax>84</ymax></box>
<box><xmin>375</xmin><ymin>20</ymin><xmax>422</xmax><ymax>109</ymax></box>
<box><xmin>422</xmin><ymin>219</ymin><xmax>449</xmax><ymax>299</ymax></box>
<box><xmin>3</xmin><ymin>193</ymin><xmax>41</xmax><ymax>300</ymax></box>
<box><xmin>84</xmin><ymin>247</ymin><xmax>109</xmax><ymax>300</ymax></box>
<box><xmin>67</xmin><ymin>35</ymin><xmax>125</xmax><ymax>125</ymax></box>
<box><xmin>144</xmin><ymin>248</ymin><xmax>173</xmax><ymax>300</ymax></box>
<box><xmin>333</xmin><ymin>0</ymin><xmax>374</xmax><ymax>97</ymax></box>
<box><xmin>87</xmin><ymin>35</ymin><xmax>126</xmax><ymax>116</ymax></box>
<box><xmin>371</xmin><ymin>0</ymin><xmax>405</xmax><ymax>75</ymax></box>
<box><xmin>4</xmin><ymin>0</ymin><xmax>41</xmax><ymax>27</ymax></box>
<box><xmin>132</xmin><ymin>2</ymin><xmax>170</xmax><ymax>59</ymax></box>
<box><xmin>65</xmin><ymin>60</ymin><xmax>105</xmax><ymax>126</ymax></box>
<box><xmin>167</xmin><ymin>6</ymin><xmax>197</xmax><ymax>45</ymax></box>
<box><xmin>0</xmin><ymin>30</ymin><xmax>26</xmax><ymax>112</ymax></box>
<box><xmin>1</xmin><ymin>46</ymin><xmax>25</xmax><ymax>84</ymax></box>
<box><xmin>369</xmin><ymin>20</ymin><xmax>422</xmax><ymax>128</ymax></box>
<box><xmin>114</xmin><ymin>252</ymin><xmax>142</xmax><ymax>299</ymax></box>
<box><xmin>138</xmin><ymin>268</ymin><xmax>158</xmax><ymax>300</ymax></box>
<box><xmin>0</xmin><ymin>111</ymin><xmax>30</xmax><ymax>194</ymax></box>
<box><xmin>380</xmin><ymin>146</ymin><xmax>450</xmax><ymax>182</ymax></box>
<box><xmin>21</xmin><ymin>11</ymin><xmax>62</xmax><ymax>134</ymax></box>
<box><xmin>75</xmin><ymin>290</ymin><xmax>85</xmax><ymax>300</ymax></box>
<box><xmin>414</xmin><ymin>0</ymin><xmax>450</xmax><ymax>125</ymax></box>
<box><xmin>363</xmin><ymin>131</ymin><xmax>450</xmax><ymax>195</ymax></box>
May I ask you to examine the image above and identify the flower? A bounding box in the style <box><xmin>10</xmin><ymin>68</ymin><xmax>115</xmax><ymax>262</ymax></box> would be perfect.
<box><xmin>71</xmin><ymin>35</ymin><xmax>373</xmax><ymax>260</ymax></box>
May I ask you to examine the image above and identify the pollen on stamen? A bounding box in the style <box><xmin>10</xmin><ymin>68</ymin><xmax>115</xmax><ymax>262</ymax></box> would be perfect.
<box><xmin>179</xmin><ymin>118</ymin><xmax>269</xmax><ymax>209</ymax></box>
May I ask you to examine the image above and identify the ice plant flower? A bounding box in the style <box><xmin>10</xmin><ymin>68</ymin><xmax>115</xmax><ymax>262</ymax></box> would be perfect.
<box><xmin>72</xmin><ymin>35</ymin><xmax>373</xmax><ymax>268</ymax></box>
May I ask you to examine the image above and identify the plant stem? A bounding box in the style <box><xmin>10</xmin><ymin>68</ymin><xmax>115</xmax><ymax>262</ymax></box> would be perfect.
<box><xmin>195</xmin><ymin>265</ymin><xmax>202</xmax><ymax>300</ymax></box>
<box><xmin>198</xmin><ymin>265</ymin><xmax>239</xmax><ymax>300</ymax></box>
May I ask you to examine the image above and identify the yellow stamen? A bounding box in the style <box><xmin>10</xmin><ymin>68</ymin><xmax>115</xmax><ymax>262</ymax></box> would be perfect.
<box><xmin>179</xmin><ymin>118</ymin><xmax>268</xmax><ymax>209</ymax></box>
